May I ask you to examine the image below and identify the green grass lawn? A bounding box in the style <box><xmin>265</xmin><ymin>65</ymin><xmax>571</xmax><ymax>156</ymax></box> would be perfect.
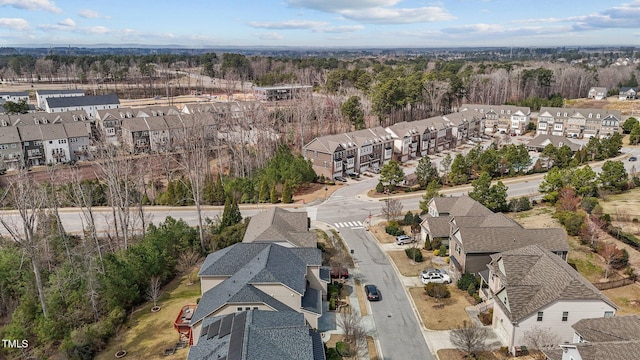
<box><xmin>96</xmin><ymin>269</ymin><xmax>201</xmax><ymax>360</ymax></box>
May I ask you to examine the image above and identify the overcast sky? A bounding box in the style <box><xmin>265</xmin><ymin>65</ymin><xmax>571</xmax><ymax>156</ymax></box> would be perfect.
<box><xmin>1</xmin><ymin>0</ymin><xmax>639</xmax><ymax>48</ymax></box>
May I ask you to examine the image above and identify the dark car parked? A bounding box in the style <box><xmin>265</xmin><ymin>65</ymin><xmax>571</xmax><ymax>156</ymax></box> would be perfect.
<box><xmin>334</xmin><ymin>176</ymin><xmax>348</xmax><ymax>182</ymax></box>
<box><xmin>364</xmin><ymin>284</ymin><xmax>381</xmax><ymax>301</ymax></box>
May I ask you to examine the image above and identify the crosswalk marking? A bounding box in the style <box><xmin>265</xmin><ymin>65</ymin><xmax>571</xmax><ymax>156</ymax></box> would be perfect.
<box><xmin>334</xmin><ymin>221</ymin><xmax>363</xmax><ymax>229</ymax></box>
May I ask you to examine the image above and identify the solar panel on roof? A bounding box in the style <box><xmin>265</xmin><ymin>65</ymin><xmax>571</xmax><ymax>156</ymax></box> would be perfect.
<box><xmin>227</xmin><ymin>312</ymin><xmax>247</xmax><ymax>360</ymax></box>
<box><xmin>218</xmin><ymin>314</ymin><xmax>234</xmax><ymax>338</ymax></box>
<box><xmin>206</xmin><ymin>319</ymin><xmax>221</xmax><ymax>340</ymax></box>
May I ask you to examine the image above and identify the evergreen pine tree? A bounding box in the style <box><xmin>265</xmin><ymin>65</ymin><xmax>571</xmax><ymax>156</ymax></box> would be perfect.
<box><xmin>270</xmin><ymin>183</ymin><xmax>279</xmax><ymax>204</ymax></box>
<box><xmin>282</xmin><ymin>180</ymin><xmax>293</xmax><ymax>204</ymax></box>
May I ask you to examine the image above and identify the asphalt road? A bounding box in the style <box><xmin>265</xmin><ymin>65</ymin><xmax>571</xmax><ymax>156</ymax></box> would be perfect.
<box><xmin>1</xmin><ymin>147</ymin><xmax>638</xmax><ymax>358</ymax></box>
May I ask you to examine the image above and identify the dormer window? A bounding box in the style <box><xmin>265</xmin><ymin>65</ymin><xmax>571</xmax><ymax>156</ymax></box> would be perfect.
<box><xmin>597</xmin><ymin>114</ymin><xmax>601</xmax><ymax>119</ymax></box>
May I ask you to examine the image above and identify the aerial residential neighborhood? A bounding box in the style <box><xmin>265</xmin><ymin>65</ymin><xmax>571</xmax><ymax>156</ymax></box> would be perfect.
<box><xmin>2</xmin><ymin>2</ymin><xmax>640</xmax><ymax>360</ymax></box>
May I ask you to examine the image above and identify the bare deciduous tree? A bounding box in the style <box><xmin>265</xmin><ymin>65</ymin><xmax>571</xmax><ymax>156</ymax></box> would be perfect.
<box><xmin>523</xmin><ymin>326</ymin><xmax>560</xmax><ymax>359</ymax></box>
<box><xmin>147</xmin><ymin>276</ymin><xmax>162</xmax><ymax>309</ymax></box>
<box><xmin>601</xmin><ymin>243</ymin><xmax>623</xmax><ymax>279</ymax></box>
<box><xmin>0</xmin><ymin>170</ymin><xmax>49</xmax><ymax>317</ymax></box>
<box><xmin>381</xmin><ymin>198</ymin><xmax>404</xmax><ymax>221</ymax></box>
<box><xmin>176</xmin><ymin>248</ymin><xmax>202</xmax><ymax>285</ymax></box>
<box><xmin>337</xmin><ymin>309</ymin><xmax>370</xmax><ymax>358</ymax></box>
<box><xmin>449</xmin><ymin>321</ymin><xmax>487</xmax><ymax>358</ymax></box>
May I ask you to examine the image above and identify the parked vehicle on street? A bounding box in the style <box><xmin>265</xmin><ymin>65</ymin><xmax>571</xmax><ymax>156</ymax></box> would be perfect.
<box><xmin>420</xmin><ymin>272</ymin><xmax>451</xmax><ymax>285</ymax></box>
<box><xmin>629</xmin><ymin>156</ymin><xmax>637</xmax><ymax>162</ymax></box>
<box><xmin>330</xmin><ymin>266</ymin><xmax>349</xmax><ymax>279</ymax></box>
<box><xmin>370</xmin><ymin>167</ymin><xmax>381</xmax><ymax>174</ymax></box>
<box><xmin>334</xmin><ymin>176</ymin><xmax>348</xmax><ymax>182</ymax></box>
<box><xmin>364</xmin><ymin>284</ymin><xmax>381</xmax><ymax>301</ymax></box>
<box><xmin>395</xmin><ymin>235</ymin><xmax>415</xmax><ymax>245</ymax></box>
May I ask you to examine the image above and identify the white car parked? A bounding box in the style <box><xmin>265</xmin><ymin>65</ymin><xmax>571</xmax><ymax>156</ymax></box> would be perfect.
<box><xmin>421</xmin><ymin>271</ymin><xmax>452</xmax><ymax>285</ymax></box>
<box><xmin>395</xmin><ymin>235</ymin><xmax>415</xmax><ymax>245</ymax></box>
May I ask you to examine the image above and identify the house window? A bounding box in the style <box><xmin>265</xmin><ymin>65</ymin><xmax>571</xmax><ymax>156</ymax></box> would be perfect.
<box><xmin>59</xmin><ymin>139</ymin><xmax>67</xmax><ymax>144</ymax></box>
<box><xmin>314</xmin><ymin>150</ymin><xmax>318</xmax><ymax>158</ymax></box>
<box><xmin>11</xmin><ymin>144</ymin><xmax>16</xmax><ymax>148</ymax></box>
<box><xmin>244</xmin><ymin>307</ymin><xmax>251</xmax><ymax>311</ymax></box>
<box><xmin>236</xmin><ymin>307</ymin><xmax>243</xmax><ymax>312</ymax></box>
<box><xmin>537</xmin><ymin>312</ymin><xmax>543</xmax><ymax>321</ymax></box>
<box><xmin>455</xmin><ymin>243</ymin><xmax>461</xmax><ymax>255</ymax></box>
<box><xmin>562</xmin><ymin>312</ymin><xmax>569</xmax><ymax>321</ymax></box>
<box><xmin>0</xmin><ymin>145</ymin><xmax>8</xmax><ymax>150</ymax></box>
<box><xmin>253</xmin><ymin>307</ymin><xmax>258</xmax><ymax>310</ymax></box>
<box><xmin>604</xmin><ymin>311</ymin><xmax>614</xmax><ymax>318</ymax></box>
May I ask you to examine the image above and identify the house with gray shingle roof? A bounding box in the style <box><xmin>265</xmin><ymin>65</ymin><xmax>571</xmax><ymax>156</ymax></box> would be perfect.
<box><xmin>618</xmin><ymin>87</ymin><xmax>637</xmax><ymax>100</ymax></box>
<box><xmin>587</xmin><ymin>87</ymin><xmax>607</xmax><ymax>100</ymax></box>
<box><xmin>544</xmin><ymin>315</ymin><xmax>640</xmax><ymax>360</ymax></box>
<box><xmin>191</xmin><ymin>243</ymin><xmax>326</xmax><ymax>344</ymax></box>
<box><xmin>485</xmin><ymin>245</ymin><xmax>617</xmax><ymax>355</ymax></box>
<box><xmin>63</xmin><ymin>122</ymin><xmax>91</xmax><ymax>161</ymax></box>
<box><xmin>526</xmin><ymin>134</ymin><xmax>582</xmax><ymax>152</ymax></box>
<box><xmin>242</xmin><ymin>207</ymin><xmax>316</xmax><ymax>248</ymax></box>
<box><xmin>450</xmin><ymin>226</ymin><xmax>569</xmax><ymax>275</ymax></box>
<box><xmin>188</xmin><ymin>310</ymin><xmax>325</xmax><ymax>360</ymax></box>
<box><xmin>0</xmin><ymin>91</ymin><xmax>29</xmax><ymax>103</ymax></box>
<box><xmin>460</xmin><ymin>104</ymin><xmax>530</xmax><ymax>135</ymax></box>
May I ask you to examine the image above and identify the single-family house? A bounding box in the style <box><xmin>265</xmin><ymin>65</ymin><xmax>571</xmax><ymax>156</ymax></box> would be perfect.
<box><xmin>424</xmin><ymin>195</ymin><xmax>494</xmax><ymax>218</ymax></box>
<box><xmin>190</xmin><ymin>243</ymin><xmax>326</xmax><ymax>344</ymax></box>
<box><xmin>242</xmin><ymin>207</ymin><xmax>316</xmax><ymax>248</ymax></box>
<box><xmin>587</xmin><ymin>87</ymin><xmax>607</xmax><ymax>100</ymax></box>
<box><xmin>420</xmin><ymin>196</ymin><xmax>494</xmax><ymax>249</ymax></box>
<box><xmin>449</xmin><ymin>226</ymin><xmax>569</xmax><ymax>275</ymax></box>
<box><xmin>618</xmin><ymin>87</ymin><xmax>638</xmax><ymax>100</ymax></box>
<box><xmin>545</xmin><ymin>316</ymin><xmax>640</xmax><ymax>360</ymax></box>
<box><xmin>486</xmin><ymin>245</ymin><xmax>617</xmax><ymax>355</ymax></box>
<box><xmin>35</xmin><ymin>89</ymin><xmax>85</xmax><ymax>109</ymax></box>
<box><xmin>45</xmin><ymin>94</ymin><xmax>120</xmax><ymax>118</ymax></box>
<box><xmin>188</xmin><ymin>310</ymin><xmax>325</xmax><ymax>360</ymax></box>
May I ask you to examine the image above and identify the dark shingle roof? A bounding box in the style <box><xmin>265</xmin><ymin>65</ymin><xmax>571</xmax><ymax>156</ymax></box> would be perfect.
<box><xmin>488</xmin><ymin>245</ymin><xmax>616</xmax><ymax>322</ymax></box>
<box><xmin>572</xmin><ymin>315</ymin><xmax>640</xmax><ymax>342</ymax></box>
<box><xmin>194</xmin><ymin>243</ymin><xmax>321</xmax><ymax>325</ymax></box>
<box><xmin>457</xmin><ymin>227</ymin><xmax>569</xmax><ymax>253</ymax></box>
<box><xmin>188</xmin><ymin>310</ymin><xmax>319</xmax><ymax>360</ymax></box>
<box><xmin>36</xmin><ymin>89</ymin><xmax>85</xmax><ymax>95</ymax></box>
<box><xmin>46</xmin><ymin>94</ymin><xmax>119</xmax><ymax>108</ymax></box>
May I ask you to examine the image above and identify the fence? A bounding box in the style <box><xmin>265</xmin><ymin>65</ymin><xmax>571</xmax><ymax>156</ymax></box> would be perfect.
<box><xmin>593</xmin><ymin>277</ymin><xmax>635</xmax><ymax>290</ymax></box>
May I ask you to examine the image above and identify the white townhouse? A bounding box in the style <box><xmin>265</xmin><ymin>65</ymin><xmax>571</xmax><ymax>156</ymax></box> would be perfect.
<box><xmin>45</xmin><ymin>94</ymin><xmax>120</xmax><ymax>119</ymax></box>
<box><xmin>35</xmin><ymin>89</ymin><xmax>85</xmax><ymax>109</ymax></box>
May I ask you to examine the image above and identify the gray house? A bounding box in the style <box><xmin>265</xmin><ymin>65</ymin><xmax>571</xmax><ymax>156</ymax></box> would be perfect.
<box><xmin>191</xmin><ymin>243</ymin><xmax>327</xmax><ymax>343</ymax></box>
<box><xmin>0</xmin><ymin>125</ymin><xmax>23</xmax><ymax>170</ymax></box>
<box><xmin>63</xmin><ymin>122</ymin><xmax>92</xmax><ymax>161</ymax></box>
<box><xmin>17</xmin><ymin>125</ymin><xmax>45</xmax><ymax>167</ymax></box>
<box><xmin>619</xmin><ymin>87</ymin><xmax>638</xmax><ymax>100</ymax></box>
<box><xmin>188</xmin><ymin>310</ymin><xmax>325</xmax><ymax>360</ymax></box>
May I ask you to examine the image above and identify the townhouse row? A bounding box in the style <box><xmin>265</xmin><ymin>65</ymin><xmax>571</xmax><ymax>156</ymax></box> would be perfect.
<box><xmin>0</xmin><ymin>111</ymin><xmax>92</xmax><ymax>168</ymax></box>
<box><xmin>303</xmin><ymin>106</ymin><xmax>511</xmax><ymax>179</ymax></box>
<box><xmin>97</xmin><ymin>101</ymin><xmax>266</xmax><ymax>154</ymax></box>
<box><xmin>536</xmin><ymin>107</ymin><xmax>623</xmax><ymax>139</ymax></box>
